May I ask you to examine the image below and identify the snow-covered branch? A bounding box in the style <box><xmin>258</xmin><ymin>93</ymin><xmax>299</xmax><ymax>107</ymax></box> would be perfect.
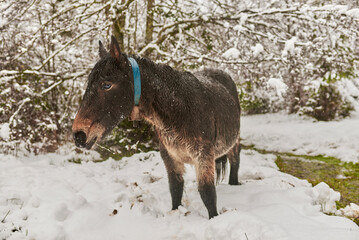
<box><xmin>8</xmin><ymin>98</ymin><xmax>31</xmax><ymax>125</ymax></box>
<box><xmin>36</xmin><ymin>23</ymin><xmax>111</xmax><ymax>70</ymax></box>
<box><xmin>4</xmin><ymin>70</ymin><xmax>88</xmax><ymax>127</ymax></box>
<box><xmin>13</xmin><ymin>3</ymin><xmax>88</xmax><ymax>61</ymax></box>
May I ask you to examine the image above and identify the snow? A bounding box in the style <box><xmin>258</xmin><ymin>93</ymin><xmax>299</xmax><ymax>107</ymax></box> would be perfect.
<box><xmin>336</xmin><ymin>78</ymin><xmax>359</xmax><ymax>110</ymax></box>
<box><xmin>337</xmin><ymin>203</ymin><xmax>359</xmax><ymax>219</ymax></box>
<box><xmin>315</xmin><ymin>5</ymin><xmax>348</xmax><ymax>14</ymax></box>
<box><xmin>222</xmin><ymin>48</ymin><xmax>240</xmax><ymax>60</ymax></box>
<box><xmin>242</xmin><ymin>113</ymin><xmax>359</xmax><ymax>163</ymax></box>
<box><xmin>346</xmin><ymin>8</ymin><xmax>359</xmax><ymax>18</ymax></box>
<box><xmin>233</xmin><ymin>24</ymin><xmax>244</xmax><ymax>32</ymax></box>
<box><xmin>312</xmin><ymin>182</ymin><xmax>340</xmax><ymax>214</ymax></box>
<box><xmin>0</xmin><ymin>123</ymin><xmax>10</xmax><ymax>140</ymax></box>
<box><xmin>267</xmin><ymin>78</ymin><xmax>287</xmax><ymax>99</ymax></box>
<box><xmin>0</xmin><ymin>148</ymin><xmax>358</xmax><ymax>240</ymax></box>
<box><xmin>282</xmin><ymin>37</ymin><xmax>297</xmax><ymax>57</ymax></box>
<box><xmin>251</xmin><ymin>43</ymin><xmax>264</xmax><ymax>57</ymax></box>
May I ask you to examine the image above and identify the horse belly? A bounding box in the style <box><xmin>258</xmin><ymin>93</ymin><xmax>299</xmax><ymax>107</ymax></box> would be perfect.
<box><xmin>213</xmin><ymin>131</ymin><xmax>240</xmax><ymax>158</ymax></box>
<box><xmin>157</xmin><ymin>129</ymin><xmax>194</xmax><ymax>164</ymax></box>
<box><xmin>165</xmin><ymin>144</ymin><xmax>194</xmax><ymax>164</ymax></box>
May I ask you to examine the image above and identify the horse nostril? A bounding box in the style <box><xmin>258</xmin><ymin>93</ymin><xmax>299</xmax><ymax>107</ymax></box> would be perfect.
<box><xmin>74</xmin><ymin>131</ymin><xmax>87</xmax><ymax>148</ymax></box>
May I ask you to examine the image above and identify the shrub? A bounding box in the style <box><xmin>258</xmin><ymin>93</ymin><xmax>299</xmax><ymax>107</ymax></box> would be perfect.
<box><xmin>300</xmin><ymin>83</ymin><xmax>354</xmax><ymax>121</ymax></box>
<box><xmin>0</xmin><ymin>73</ymin><xmax>66</xmax><ymax>153</ymax></box>
<box><xmin>95</xmin><ymin>119</ymin><xmax>157</xmax><ymax>160</ymax></box>
<box><xmin>238</xmin><ymin>78</ymin><xmax>287</xmax><ymax>115</ymax></box>
<box><xmin>239</xmin><ymin>90</ymin><xmax>270</xmax><ymax>115</ymax></box>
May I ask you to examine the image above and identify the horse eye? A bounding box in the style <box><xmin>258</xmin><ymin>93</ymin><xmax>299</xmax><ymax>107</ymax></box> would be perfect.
<box><xmin>101</xmin><ymin>82</ymin><xmax>112</xmax><ymax>90</ymax></box>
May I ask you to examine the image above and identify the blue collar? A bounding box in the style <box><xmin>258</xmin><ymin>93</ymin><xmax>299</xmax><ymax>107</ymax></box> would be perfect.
<box><xmin>128</xmin><ymin>57</ymin><xmax>141</xmax><ymax>106</ymax></box>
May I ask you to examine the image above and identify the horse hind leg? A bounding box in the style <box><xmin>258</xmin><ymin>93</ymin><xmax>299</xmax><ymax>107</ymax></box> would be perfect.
<box><xmin>227</xmin><ymin>139</ymin><xmax>241</xmax><ymax>185</ymax></box>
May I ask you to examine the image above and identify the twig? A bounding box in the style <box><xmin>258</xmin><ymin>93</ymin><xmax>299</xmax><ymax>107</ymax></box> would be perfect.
<box><xmin>0</xmin><ymin>0</ymin><xmax>38</xmax><ymax>30</ymax></box>
<box><xmin>36</xmin><ymin>25</ymin><xmax>106</xmax><ymax>70</ymax></box>
<box><xmin>9</xmin><ymin>98</ymin><xmax>31</xmax><ymax>125</ymax></box>
<box><xmin>1</xmin><ymin>210</ymin><xmax>10</xmax><ymax>223</ymax></box>
<box><xmin>40</xmin><ymin>80</ymin><xmax>64</xmax><ymax>95</ymax></box>
<box><xmin>0</xmin><ymin>69</ymin><xmax>88</xmax><ymax>79</ymax></box>
<box><xmin>0</xmin><ymin>70</ymin><xmax>58</xmax><ymax>77</ymax></box>
<box><xmin>186</xmin><ymin>49</ymin><xmax>281</xmax><ymax>65</ymax></box>
<box><xmin>75</xmin><ymin>2</ymin><xmax>110</xmax><ymax>21</ymax></box>
<box><xmin>13</xmin><ymin>3</ymin><xmax>87</xmax><ymax>61</ymax></box>
<box><xmin>96</xmin><ymin>143</ymin><xmax>120</xmax><ymax>155</ymax></box>
<box><xmin>5</xmin><ymin>70</ymin><xmax>88</xmax><ymax>125</ymax></box>
<box><xmin>245</xmin><ymin>233</ymin><xmax>249</xmax><ymax>240</ymax></box>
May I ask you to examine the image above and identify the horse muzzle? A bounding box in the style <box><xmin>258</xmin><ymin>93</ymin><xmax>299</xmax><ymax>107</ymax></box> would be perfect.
<box><xmin>73</xmin><ymin>131</ymin><xmax>98</xmax><ymax>150</ymax></box>
<box><xmin>72</xmin><ymin>116</ymin><xmax>105</xmax><ymax>150</ymax></box>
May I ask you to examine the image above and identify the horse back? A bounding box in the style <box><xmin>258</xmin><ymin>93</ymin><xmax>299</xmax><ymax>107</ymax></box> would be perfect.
<box><xmin>194</xmin><ymin>69</ymin><xmax>240</xmax><ymax>110</ymax></box>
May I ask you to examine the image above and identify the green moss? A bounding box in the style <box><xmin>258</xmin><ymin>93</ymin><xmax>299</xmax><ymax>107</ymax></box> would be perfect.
<box><xmin>243</xmin><ymin>144</ymin><xmax>359</xmax><ymax>225</ymax></box>
<box><xmin>277</xmin><ymin>156</ymin><xmax>357</xmax><ymax>199</ymax></box>
<box><xmin>242</xmin><ymin>144</ymin><xmax>342</xmax><ymax>165</ymax></box>
<box><xmin>68</xmin><ymin>158</ymin><xmax>82</xmax><ymax>164</ymax></box>
<box><xmin>95</xmin><ymin>119</ymin><xmax>157</xmax><ymax>161</ymax></box>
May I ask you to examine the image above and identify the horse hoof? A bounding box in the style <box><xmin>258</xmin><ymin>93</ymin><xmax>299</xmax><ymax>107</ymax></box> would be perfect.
<box><xmin>229</xmin><ymin>180</ymin><xmax>241</xmax><ymax>185</ymax></box>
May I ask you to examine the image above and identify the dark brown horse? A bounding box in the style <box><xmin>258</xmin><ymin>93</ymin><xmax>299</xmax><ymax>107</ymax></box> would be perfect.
<box><xmin>72</xmin><ymin>36</ymin><xmax>241</xmax><ymax>218</ymax></box>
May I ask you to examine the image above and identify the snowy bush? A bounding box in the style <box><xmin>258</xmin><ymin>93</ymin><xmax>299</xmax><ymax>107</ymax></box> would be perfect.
<box><xmin>239</xmin><ymin>77</ymin><xmax>287</xmax><ymax>114</ymax></box>
<box><xmin>0</xmin><ymin>72</ymin><xmax>79</xmax><ymax>153</ymax></box>
<box><xmin>1</xmin><ymin>0</ymin><xmax>359</xmax><ymax>153</ymax></box>
<box><xmin>299</xmin><ymin>83</ymin><xmax>354</xmax><ymax>121</ymax></box>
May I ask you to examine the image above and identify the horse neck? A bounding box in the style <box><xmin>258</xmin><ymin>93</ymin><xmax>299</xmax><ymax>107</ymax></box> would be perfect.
<box><xmin>136</xmin><ymin>58</ymin><xmax>178</xmax><ymax>128</ymax></box>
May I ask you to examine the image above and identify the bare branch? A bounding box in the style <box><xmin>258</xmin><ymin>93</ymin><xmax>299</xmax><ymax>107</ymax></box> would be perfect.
<box><xmin>13</xmin><ymin>3</ymin><xmax>88</xmax><ymax>61</ymax></box>
<box><xmin>35</xmin><ymin>23</ymin><xmax>111</xmax><ymax>71</ymax></box>
<box><xmin>5</xmin><ymin>70</ymin><xmax>88</xmax><ymax>126</ymax></box>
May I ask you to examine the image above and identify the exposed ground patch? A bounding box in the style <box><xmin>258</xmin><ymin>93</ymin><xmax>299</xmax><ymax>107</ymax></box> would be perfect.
<box><xmin>243</xmin><ymin>144</ymin><xmax>359</xmax><ymax>225</ymax></box>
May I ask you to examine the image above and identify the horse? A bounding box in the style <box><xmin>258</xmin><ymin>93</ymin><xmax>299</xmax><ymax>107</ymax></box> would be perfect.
<box><xmin>72</xmin><ymin>36</ymin><xmax>241</xmax><ymax>219</ymax></box>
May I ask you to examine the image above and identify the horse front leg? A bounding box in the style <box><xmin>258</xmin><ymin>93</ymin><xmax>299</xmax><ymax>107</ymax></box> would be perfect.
<box><xmin>159</xmin><ymin>144</ymin><xmax>184</xmax><ymax>210</ymax></box>
<box><xmin>196</xmin><ymin>155</ymin><xmax>218</xmax><ymax>219</ymax></box>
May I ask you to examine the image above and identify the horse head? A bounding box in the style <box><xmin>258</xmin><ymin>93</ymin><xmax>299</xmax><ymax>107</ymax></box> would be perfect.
<box><xmin>72</xmin><ymin>36</ymin><xmax>134</xmax><ymax>149</ymax></box>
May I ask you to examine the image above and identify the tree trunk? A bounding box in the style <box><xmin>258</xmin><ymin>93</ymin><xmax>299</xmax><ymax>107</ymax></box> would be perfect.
<box><xmin>112</xmin><ymin>0</ymin><xmax>126</xmax><ymax>50</ymax></box>
<box><xmin>144</xmin><ymin>0</ymin><xmax>155</xmax><ymax>56</ymax></box>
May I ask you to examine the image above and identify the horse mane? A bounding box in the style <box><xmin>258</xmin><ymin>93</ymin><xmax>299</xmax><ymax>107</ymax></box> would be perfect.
<box><xmin>134</xmin><ymin>55</ymin><xmax>181</xmax><ymax>79</ymax></box>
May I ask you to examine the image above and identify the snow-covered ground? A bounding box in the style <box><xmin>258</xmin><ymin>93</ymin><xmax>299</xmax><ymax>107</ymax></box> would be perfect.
<box><xmin>0</xmin><ymin>147</ymin><xmax>358</xmax><ymax>240</ymax></box>
<box><xmin>242</xmin><ymin>112</ymin><xmax>359</xmax><ymax>163</ymax></box>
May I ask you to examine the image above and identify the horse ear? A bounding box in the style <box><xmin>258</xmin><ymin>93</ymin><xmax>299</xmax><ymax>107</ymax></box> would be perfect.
<box><xmin>99</xmin><ymin>40</ymin><xmax>107</xmax><ymax>58</ymax></box>
<box><xmin>110</xmin><ymin>36</ymin><xmax>126</xmax><ymax>64</ymax></box>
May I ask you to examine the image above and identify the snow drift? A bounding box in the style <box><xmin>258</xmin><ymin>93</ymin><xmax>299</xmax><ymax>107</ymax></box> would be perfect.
<box><xmin>0</xmin><ymin>148</ymin><xmax>358</xmax><ymax>240</ymax></box>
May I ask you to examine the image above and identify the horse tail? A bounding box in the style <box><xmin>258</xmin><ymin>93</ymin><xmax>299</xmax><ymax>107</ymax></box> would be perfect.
<box><xmin>215</xmin><ymin>155</ymin><xmax>227</xmax><ymax>184</ymax></box>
